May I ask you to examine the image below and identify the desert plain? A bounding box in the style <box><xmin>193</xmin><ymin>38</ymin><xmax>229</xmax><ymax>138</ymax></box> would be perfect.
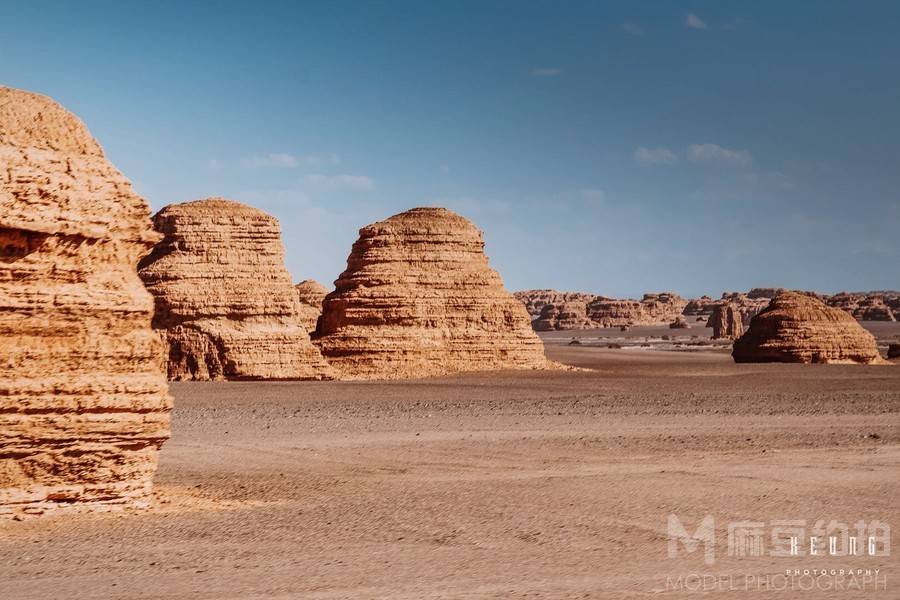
<box><xmin>2</xmin><ymin>325</ymin><xmax>898</xmax><ymax>600</ymax></box>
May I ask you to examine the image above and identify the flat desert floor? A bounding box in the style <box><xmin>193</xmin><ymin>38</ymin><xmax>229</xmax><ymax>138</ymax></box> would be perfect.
<box><xmin>2</xmin><ymin>326</ymin><xmax>899</xmax><ymax>599</ymax></box>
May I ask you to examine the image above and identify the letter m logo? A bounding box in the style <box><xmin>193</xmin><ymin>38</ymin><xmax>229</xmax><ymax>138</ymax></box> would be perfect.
<box><xmin>668</xmin><ymin>514</ymin><xmax>716</xmax><ymax>565</ymax></box>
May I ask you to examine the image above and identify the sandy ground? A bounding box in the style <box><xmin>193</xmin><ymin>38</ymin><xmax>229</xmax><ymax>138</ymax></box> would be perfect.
<box><xmin>2</xmin><ymin>331</ymin><xmax>899</xmax><ymax>599</ymax></box>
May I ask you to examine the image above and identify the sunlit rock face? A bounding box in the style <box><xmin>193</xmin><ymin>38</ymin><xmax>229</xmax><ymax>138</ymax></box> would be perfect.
<box><xmin>732</xmin><ymin>292</ymin><xmax>884</xmax><ymax>364</ymax></box>
<box><xmin>314</xmin><ymin>207</ymin><xmax>553</xmax><ymax>379</ymax></box>
<box><xmin>0</xmin><ymin>86</ymin><xmax>171</xmax><ymax>516</ymax></box>
<box><xmin>138</xmin><ymin>198</ymin><xmax>335</xmax><ymax>381</ymax></box>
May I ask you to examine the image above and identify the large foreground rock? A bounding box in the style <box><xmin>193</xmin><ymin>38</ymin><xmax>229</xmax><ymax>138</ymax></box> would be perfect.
<box><xmin>314</xmin><ymin>207</ymin><xmax>553</xmax><ymax>379</ymax></box>
<box><xmin>732</xmin><ymin>292</ymin><xmax>884</xmax><ymax>364</ymax></box>
<box><xmin>138</xmin><ymin>199</ymin><xmax>334</xmax><ymax>380</ymax></box>
<box><xmin>0</xmin><ymin>86</ymin><xmax>171</xmax><ymax>515</ymax></box>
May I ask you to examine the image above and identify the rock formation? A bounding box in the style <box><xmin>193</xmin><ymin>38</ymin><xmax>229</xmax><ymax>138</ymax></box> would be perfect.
<box><xmin>888</xmin><ymin>343</ymin><xmax>900</xmax><ymax>360</ymax></box>
<box><xmin>683</xmin><ymin>296</ymin><xmax>715</xmax><ymax>317</ymax></box>
<box><xmin>138</xmin><ymin>198</ymin><xmax>334</xmax><ymax>381</ymax></box>
<box><xmin>824</xmin><ymin>291</ymin><xmax>900</xmax><ymax>321</ymax></box>
<box><xmin>313</xmin><ymin>207</ymin><xmax>552</xmax><ymax>379</ymax></box>
<box><xmin>669</xmin><ymin>315</ymin><xmax>690</xmax><ymax>329</ymax></box>
<box><xmin>708</xmin><ymin>302</ymin><xmax>744</xmax><ymax>340</ymax></box>
<box><xmin>514</xmin><ymin>289</ymin><xmax>596</xmax><ymax>320</ymax></box>
<box><xmin>732</xmin><ymin>292</ymin><xmax>884</xmax><ymax>364</ymax></box>
<box><xmin>0</xmin><ymin>86</ymin><xmax>171</xmax><ymax>516</ymax></box>
<box><xmin>295</xmin><ymin>279</ymin><xmax>328</xmax><ymax>331</ymax></box>
<box><xmin>533</xmin><ymin>300</ymin><xmax>595</xmax><ymax>331</ymax></box>
<box><xmin>516</xmin><ymin>290</ymin><xmax>687</xmax><ymax>330</ymax></box>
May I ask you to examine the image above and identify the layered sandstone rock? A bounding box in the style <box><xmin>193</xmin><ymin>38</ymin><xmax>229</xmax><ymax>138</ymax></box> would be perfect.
<box><xmin>519</xmin><ymin>290</ymin><xmax>687</xmax><ymax>330</ymax></box>
<box><xmin>683</xmin><ymin>296</ymin><xmax>715</xmax><ymax>317</ymax></box>
<box><xmin>825</xmin><ymin>291</ymin><xmax>900</xmax><ymax>321</ymax></box>
<box><xmin>313</xmin><ymin>207</ymin><xmax>553</xmax><ymax>379</ymax></box>
<box><xmin>719</xmin><ymin>291</ymin><xmax>772</xmax><ymax>323</ymax></box>
<box><xmin>732</xmin><ymin>292</ymin><xmax>884</xmax><ymax>364</ymax></box>
<box><xmin>708</xmin><ymin>302</ymin><xmax>744</xmax><ymax>340</ymax></box>
<box><xmin>138</xmin><ymin>199</ymin><xmax>334</xmax><ymax>381</ymax></box>
<box><xmin>533</xmin><ymin>301</ymin><xmax>594</xmax><ymax>331</ymax></box>
<box><xmin>514</xmin><ymin>289</ymin><xmax>596</xmax><ymax>320</ymax></box>
<box><xmin>0</xmin><ymin>86</ymin><xmax>170</xmax><ymax>516</ymax></box>
<box><xmin>295</xmin><ymin>279</ymin><xmax>328</xmax><ymax>331</ymax></box>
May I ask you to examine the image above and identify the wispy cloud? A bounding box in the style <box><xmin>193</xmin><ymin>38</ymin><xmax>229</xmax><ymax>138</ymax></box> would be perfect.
<box><xmin>440</xmin><ymin>163</ymin><xmax>450</xmax><ymax>174</ymax></box>
<box><xmin>580</xmin><ymin>189</ymin><xmax>606</xmax><ymax>204</ymax></box>
<box><xmin>687</xmin><ymin>143</ymin><xmax>752</xmax><ymax>168</ymax></box>
<box><xmin>531</xmin><ymin>67</ymin><xmax>562</xmax><ymax>77</ymax></box>
<box><xmin>622</xmin><ymin>22</ymin><xmax>644</xmax><ymax>36</ymax></box>
<box><xmin>303</xmin><ymin>173</ymin><xmax>375</xmax><ymax>192</ymax></box>
<box><xmin>207</xmin><ymin>159</ymin><xmax>221</xmax><ymax>170</ymax></box>
<box><xmin>634</xmin><ymin>146</ymin><xmax>678</xmax><ymax>166</ymax></box>
<box><xmin>685</xmin><ymin>13</ymin><xmax>707</xmax><ymax>30</ymax></box>
<box><xmin>241</xmin><ymin>153</ymin><xmax>341</xmax><ymax>169</ymax></box>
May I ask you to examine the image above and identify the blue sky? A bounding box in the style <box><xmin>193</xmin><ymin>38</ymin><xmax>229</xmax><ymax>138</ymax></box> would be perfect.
<box><xmin>2</xmin><ymin>1</ymin><xmax>898</xmax><ymax>297</ymax></box>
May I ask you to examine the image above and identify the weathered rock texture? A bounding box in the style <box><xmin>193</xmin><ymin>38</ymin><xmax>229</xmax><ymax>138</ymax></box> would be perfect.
<box><xmin>516</xmin><ymin>290</ymin><xmax>687</xmax><ymax>330</ymax></box>
<box><xmin>514</xmin><ymin>289</ymin><xmax>596</xmax><ymax>320</ymax></box>
<box><xmin>533</xmin><ymin>301</ymin><xmax>595</xmax><ymax>331</ymax></box>
<box><xmin>708</xmin><ymin>302</ymin><xmax>744</xmax><ymax>340</ymax></box>
<box><xmin>0</xmin><ymin>86</ymin><xmax>171</xmax><ymax>516</ymax></box>
<box><xmin>138</xmin><ymin>199</ymin><xmax>334</xmax><ymax>381</ymax></box>
<box><xmin>313</xmin><ymin>207</ymin><xmax>553</xmax><ymax>379</ymax></box>
<box><xmin>732</xmin><ymin>292</ymin><xmax>884</xmax><ymax>364</ymax></box>
<box><xmin>295</xmin><ymin>279</ymin><xmax>328</xmax><ymax>331</ymax></box>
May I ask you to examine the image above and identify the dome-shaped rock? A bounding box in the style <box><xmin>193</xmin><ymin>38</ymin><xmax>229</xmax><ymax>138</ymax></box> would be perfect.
<box><xmin>138</xmin><ymin>198</ymin><xmax>334</xmax><ymax>380</ymax></box>
<box><xmin>732</xmin><ymin>292</ymin><xmax>884</xmax><ymax>364</ymax></box>
<box><xmin>0</xmin><ymin>86</ymin><xmax>171</xmax><ymax>516</ymax></box>
<box><xmin>313</xmin><ymin>207</ymin><xmax>553</xmax><ymax>379</ymax></box>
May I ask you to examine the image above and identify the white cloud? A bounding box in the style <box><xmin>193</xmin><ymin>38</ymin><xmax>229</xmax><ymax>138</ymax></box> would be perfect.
<box><xmin>580</xmin><ymin>189</ymin><xmax>606</xmax><ymax>204</ymax></box>
<box><xmin>440</xmin><ymin>163</ymin><xmax>450</xmax><ymax>174</ymax></box>
<box><xmin>531</xmin><ymin>67</ymin><xmax>562</xmax><ymax>77</ymax></box>
<box><xmin>207</xmin><ymin>159</ymin><xmax>221</xmax><ymax>170</ymax></box>
<box><xmin>241</xmin><ymin>153</ymin><xmax>341</xmax><ymax>169</ymax></box>
<box><xmin>634</xmin><ymin>146</ymin><xmax>678</xmax><ymax>166</ymax></box>
<box><xmin>685</xmin><ymin>13</ymin><xmax>707</xmax><ymax>30</ymax></box>
<box><xmin>687</xmin><ymin>143</ymin><xmax>752</xmax><ymax>168</ymax></box>
<box><xmin>622</xmin><ymin>22</ymin><xmax>644</xmax><ymax>36</ymax></box>
<box><xmin>303</xmin><ymin>174</ymin><xmax>375</xmax><ymax>192</ymax></box>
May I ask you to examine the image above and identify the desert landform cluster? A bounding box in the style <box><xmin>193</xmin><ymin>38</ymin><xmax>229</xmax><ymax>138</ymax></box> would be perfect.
<box><xmin>1</xmin><ymin>86</ymin><xmax>898</xmax><ymax>598</ymax></box>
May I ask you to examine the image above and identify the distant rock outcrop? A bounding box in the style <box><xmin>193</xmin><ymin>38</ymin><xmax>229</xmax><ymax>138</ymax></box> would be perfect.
<box><xmin>514</xmin><ymin>289</ymin><xmax>597</xmax><ymax>320</ymax></box>
<box><xmin>516</xmin><ymin>289</ymin><xmax>687</xmax><ymax>330</ymax></box>
<box><xmin>669</xmin><ymin>315</ymin><xmax>690</xmax><ymax>329</ymax></box>
<box><xmin>313</xmin><ymin>207</ymin><xmax>553</xmax><ymax>379</ymax></box>
<box><xmin>825</xmin><ymin>292</ymin><xmax>900</xmax><ymax>321</ymax></box>
<box><xmin>533</xmin><ymin>300</ymin><xmax>595</xmax><ymax>331</ymax></box>
<box><xmin>294</xmin><ymin>279</ymin><xmax>328</xmax><ymax>331</ymax></box>
<box><xmin>0</xmin><ymin>86</ymin><xmax>171</xmax><ymax>516</ymax></box>
<box><xmin>708</xmin><ymin>302</ymin><xmax>744</xmax><ymax>340</ymax></box>
<box><xmin>683</xmin><ymin>296</ymin><xmax>715</xmax><ymax>317</ymax></box>
<box><xmin>138</xmin><ymin>198</ymin><xmax>334</xmax><ymax>381</ymax></box>
<box><xmin>732</xmin><ymin>292</ymin><xmax>884</xmax><ymax>364</ymax></box>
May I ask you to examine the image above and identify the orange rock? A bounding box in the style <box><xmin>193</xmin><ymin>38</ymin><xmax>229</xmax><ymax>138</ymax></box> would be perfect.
<box><xmin>732</xmin><ymin>292</ymin><xmax>885</xmax><ymax>364</ymax></box>
<box><xmin>0</xmin><ymin>86</ymin><xmax>171</xmax><ymax>516</ymax></box>
<box><xmin>294</xmin><ymin>279</ymin><xmax>329</xmax><ymax>332</ymax></box>
<box><xmin>138</xmin><ymin>199</ymin><xmax>334</xmax><ymax>381</ymax></box>
<box><xmin>708</xmin><ymin>302</ymin><xmax>744</xmax><ymax>340</ymax></box>
<box><xmin>313</xmin><ymin>207</ymin><xmax>554</xmax><ymax>379</ymax></box>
